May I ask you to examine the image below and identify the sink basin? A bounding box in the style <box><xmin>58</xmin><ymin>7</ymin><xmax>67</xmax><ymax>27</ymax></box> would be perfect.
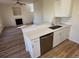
<box><xmin>49</xmin><ymin>25</ymin><xmax>62</xmax><ymax>29</ymax></box>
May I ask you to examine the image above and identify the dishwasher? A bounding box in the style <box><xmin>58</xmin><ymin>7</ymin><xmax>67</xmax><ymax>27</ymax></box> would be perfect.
<box><xmin>40</xmin><ymin>33</ymin><xmax>53</xmax><ymax>55</ymax></box>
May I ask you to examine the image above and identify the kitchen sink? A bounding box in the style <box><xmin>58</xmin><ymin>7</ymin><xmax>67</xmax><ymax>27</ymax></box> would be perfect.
<box><xmin>49</xmin><ymin>25</ymin><xmax>62</xmax><ymax>29</ymax></box>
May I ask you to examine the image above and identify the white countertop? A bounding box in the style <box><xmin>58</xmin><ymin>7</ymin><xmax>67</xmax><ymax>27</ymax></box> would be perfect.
<box><xmin>22</xmin><ymin>24</ymin><xmax>71</xmax><ymax>40</ymax></box>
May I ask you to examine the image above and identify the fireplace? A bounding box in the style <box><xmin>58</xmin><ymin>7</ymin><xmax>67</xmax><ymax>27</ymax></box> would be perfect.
<box><xmin>15</xmin><ymin>18</ymin><xmax>23</xmax><ymax>26</ymax></box>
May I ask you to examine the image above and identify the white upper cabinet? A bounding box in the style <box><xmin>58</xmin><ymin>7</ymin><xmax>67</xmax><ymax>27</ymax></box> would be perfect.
<box><xmin>54</xmin><ymin>0</ymin><xmax>61</xmax><ymax>17</ymax></box>
<box><xmin>54</xmin><ymin>0</ymin><xmax>72</xmax><ymax>17</ymax></box>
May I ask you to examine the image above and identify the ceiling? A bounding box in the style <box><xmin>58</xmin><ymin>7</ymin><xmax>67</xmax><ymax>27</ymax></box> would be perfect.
<box><xmin>0</xmin><ymin>0</ymin><xmax>33</xmax><ymax>4</ymax></box>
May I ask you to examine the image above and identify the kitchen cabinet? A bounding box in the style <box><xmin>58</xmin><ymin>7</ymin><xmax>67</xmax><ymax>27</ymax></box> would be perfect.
<box><xmin>54</xmin><ymin>0</ymin><xmax>61</xmax><ymax>17</ymax></box>
<box><xmin>63</xmin><ymin>26</ymin><xmax>71</xmax><ymax>39</ymax></box>
<box><xmin>26</xmin><ymin>37</ymin><xmax>40</xmax><ymax>58</ymax></box>
<box><xmin>59</xmin><ymin>27</ymin><xmax>70</xmax><ymax>42</ymax></box>
<box><xmin>31</xmin><ymin>38</ymin><xmax>40</xmax><ymax>58</ymax></box>
<box><xmin>53</xmin><ymin>30</ymin><xmax>62</xmax><ymax>47</ymax></box>
<box><xmin>54</xmin><ymin>0</ymin><xmax>72</xmax><ymax>17</ymax></box>
<box><xmin>22</xmin><ymin>24</ymin><xmax>71</xmax><ymax>58</ymax></box>
<box><xmin>53</xmin><ymin>26</ymin><xmax>70</xmax><ymax>47</ymax></box>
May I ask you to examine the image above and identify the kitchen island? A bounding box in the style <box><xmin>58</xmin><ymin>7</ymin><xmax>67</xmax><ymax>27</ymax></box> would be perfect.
<box><xmin>21</xmin><ymin>24</ymin><xmax>71</xmax><ymax>58</ymax></box>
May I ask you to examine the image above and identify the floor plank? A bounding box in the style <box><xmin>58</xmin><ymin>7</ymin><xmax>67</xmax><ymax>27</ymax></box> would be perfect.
<box><xmin>0</xmin><ymin>27</ymin><xmax>31</xmax><ymax>58</ymax></box>
<box><xmin>41</xmin><ymin>40</ymin><xmax>79</xmax><ymax>58</ymax></box>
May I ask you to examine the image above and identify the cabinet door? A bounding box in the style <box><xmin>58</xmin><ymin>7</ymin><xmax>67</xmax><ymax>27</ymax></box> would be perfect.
<box><xmin>59</xmin><ymin>27</ymin><xmax>71</xmax><ymax>43</ymax></box>
<box><xmin>53</xmin><ymin>27</ymin><xmax>71</xmax><ymax>47</ymax></box>
<box><xmin>63</xmin><ymin>27</ymin><xmax>71</xmax><ymax>39</ymax></box>
<box><xmin>61</xmin><ymin>0</ymin><xmax>72</xmax><ymax>17</ymax></box>
<box><xmin>53</xmin><ymin>31</ymin><xmax>61</xmax><ymax>47</ymax></box>
<box><xmin>32</xmin><ymin>38</ymin><xmax>40</xmax><ymax>58</ymax></box>
<box><xmin>54</xmin><ymin>0</ymin><xmax>61</xmax><ymax>17</ymax></box>
<box><xmin>54</xmin><ymin>0</ymin><xmax>72</xmax><ymax>17</ymax></box>
<box><xmin>60</xmin><ymin>29</ymin><xmax>66</xmax><ymax>42</ymax></box>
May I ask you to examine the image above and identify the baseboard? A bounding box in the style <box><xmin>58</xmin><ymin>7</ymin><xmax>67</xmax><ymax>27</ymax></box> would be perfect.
<box><xmin>69</xmin><ymin>39</ymin><xmax>79</xmax><ymax>44</ymax></box>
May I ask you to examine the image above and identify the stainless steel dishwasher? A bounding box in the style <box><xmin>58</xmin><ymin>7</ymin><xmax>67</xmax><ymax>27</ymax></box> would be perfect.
<box><xmin>40</xmin><ymin>33</ymin><xmax>53</xmax><ymax>55</ymax></box>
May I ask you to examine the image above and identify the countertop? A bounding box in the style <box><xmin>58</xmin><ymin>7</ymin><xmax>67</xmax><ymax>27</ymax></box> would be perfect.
<box><xmin>21</xmin><ymin>24</ymin><xmax>71</xmax><ymax>41</ymax></box>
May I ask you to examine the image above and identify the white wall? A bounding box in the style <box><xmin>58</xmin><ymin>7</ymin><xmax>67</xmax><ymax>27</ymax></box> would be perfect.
<box><xmin>70</xmin><ymin>0</ymin><xmax>79</xmax><ymax>43</ymax></box>
<box><xmin>22</xmin><ymin>6</ymin><xmax>34</xmax><ymax>25</ymax></box>
<box><xmin>43</xmin><ymin>0</ymin><xmax>55</xmax><ymax>24</ymax></box>
<box><xmin>0</xmin><ymin>4</ymin><xmax>15</xmax><ymax>26</ymax></box>
<box><xmin>33</xmin><ymin>0</ymin><xmax>43</xmax><ymax>25</ymax></box>
<box><xmin>33</xmin><ymin>0</ymin><xmax>55</xmax><ymax>25</ymax></box>
<box><xmin>0</xmin><ymin>4</ymin><xmax>33</xmax><ymax>27</ymax></box>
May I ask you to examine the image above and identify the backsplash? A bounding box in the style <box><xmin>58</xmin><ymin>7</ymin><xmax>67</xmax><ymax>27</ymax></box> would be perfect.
<box><xmin>53</xmin><ymin>17</ymin><xmax>71</xmax><ymax>25</ymax></box>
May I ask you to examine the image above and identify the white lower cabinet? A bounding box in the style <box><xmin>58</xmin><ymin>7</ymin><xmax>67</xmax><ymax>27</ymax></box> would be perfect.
<box><xmin>53</xmin><ymin>27</ymin><xmax>70</xmax><ymax>47</ymax></box>
<box><xmin>24</xmin><ymin>37</ymin><xmax>40</xmax><ymax>58</ymax></box>
<box><xmin>31</xmin><ymin>38</ymin><xmax>40</xmax><ymax>58</ymax></box>
<box><xmin>64</xmin><ymin>27</ymin><xmax>71</xmax><ymax>39</ymax></box>
<box><xmin>53</xmin><ymin>30</ymin><xmax>62</xmax><ymax>47</ymax></box>
<box><xmin>24</xmin><ymin>26</ymin><xmax>71</xmax><ymax>58</ymax></box>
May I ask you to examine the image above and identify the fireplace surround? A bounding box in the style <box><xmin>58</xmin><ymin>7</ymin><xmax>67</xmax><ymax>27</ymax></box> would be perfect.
<box><xmin>15</xmin><ymin>18</ymin><xmax>23</xmax><ymax>26</ymax></box>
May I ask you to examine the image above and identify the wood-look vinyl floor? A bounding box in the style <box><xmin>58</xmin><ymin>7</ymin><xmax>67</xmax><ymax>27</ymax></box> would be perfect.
<box><xmin>41</xmin><ymin>39</ymin><xmax>79</xmax><ymax>58</ymax></box>
<box><xmin>0</xmin><ymin>27</ymin><xmax>79</xmax><ymax>58</ymax></box>
<box><xmin>0</xmin><ymin>27</ymin><xmax>31</xmax><ymax>58</ymax></box>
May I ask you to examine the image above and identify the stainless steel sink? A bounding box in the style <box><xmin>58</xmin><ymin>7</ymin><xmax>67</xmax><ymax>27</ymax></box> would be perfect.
<box><xmin>49</xmin><ymin>25</ymin><xmax>62</xmax><ymax>29</ymax></box>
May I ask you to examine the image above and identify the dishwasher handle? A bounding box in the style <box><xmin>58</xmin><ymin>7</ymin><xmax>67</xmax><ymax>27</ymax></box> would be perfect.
<box><xmin>40</xmin><ymin>33</ymin><xmax>53</xmax><ymax>39</ymax></box>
